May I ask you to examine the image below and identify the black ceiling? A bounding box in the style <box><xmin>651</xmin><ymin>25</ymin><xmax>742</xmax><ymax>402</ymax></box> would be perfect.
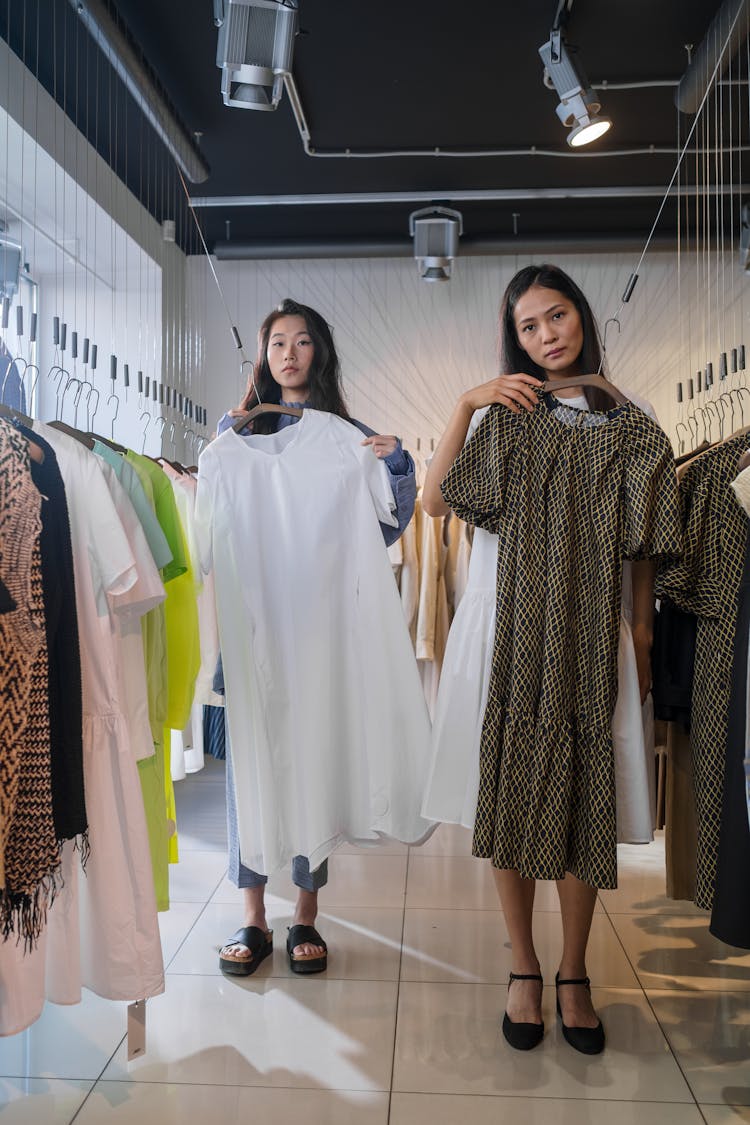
<box><xmin>1</xmin><ymin>0</ymin><xmax>741</xmax><ymax>254</ymax></box>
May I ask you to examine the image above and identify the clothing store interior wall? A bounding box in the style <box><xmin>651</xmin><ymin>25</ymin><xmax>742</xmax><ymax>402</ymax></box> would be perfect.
<box><xmin>4</xmin><ymin>2</ymin><xmax>750</xmax><ymax>1122</ymax></box>
<box><xmin>0</xmin><ymin>0</ymin><xmax>748</xmax><ymax>459</ymax></box>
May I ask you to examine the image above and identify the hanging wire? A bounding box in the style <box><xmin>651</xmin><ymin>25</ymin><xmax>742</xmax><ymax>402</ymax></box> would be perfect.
<box><xmin>175</xmin><ymin>166</ymin><xmax>256</xmax><ymax>406</ymax></box>
<box><xmin>603</xmin><ymin>0</ymin><xmax>749</xmax><ymax>358</ymax></box>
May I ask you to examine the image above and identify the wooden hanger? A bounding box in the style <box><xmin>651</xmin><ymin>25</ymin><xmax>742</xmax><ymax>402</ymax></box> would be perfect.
<box><xmin>158</xmin><ymin>456</ymin><xmax>189</xmax><ymax>476</ymax></box>
<box><xmin>0</xmin><ymin>402</ymin><xmax>34</xmax><ymax>428</ymax></box>
<box><xmin>539</xmin><ymin>374</ymin><xmax>628</xmax><ymax>406</ymax></box>
<box><xmin>87</xmin><ymin>431</ymin><xmax>128</xmax><ymax>455</ymax></box>
<box><xmin>46</xmin><ymin>420</ymin><xmax>95</xmax><ymax>450</ymax></box>
<box><xmin>0</xmin><ymin>405</ymin><xmax>45</xmax><ymax>463</ymax></box>
<box><xmin>231</xmin><ymin>402</ymin><xmax>303</xmax><ymax>434</ymax></box>
<box><xmin>674</xmin><ymin>440</ymin><xmax>713</xmax><ymax>469</ymax></box>
<box><xmin>722</xmin><ymin>422</ymin><xmax>750</xmax><ymax>444</ymax></box>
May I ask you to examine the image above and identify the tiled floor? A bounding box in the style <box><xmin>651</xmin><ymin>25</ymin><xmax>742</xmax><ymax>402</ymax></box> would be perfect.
<box><xmin>2</xmin><ymin>760</ymin><xmax>750</xmax><ymax>1124</ymax></box>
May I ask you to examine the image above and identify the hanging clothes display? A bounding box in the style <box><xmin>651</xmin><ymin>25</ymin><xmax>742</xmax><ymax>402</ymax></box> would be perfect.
<box><xmin>126</xmin><ymin>449</ymin><xmax>192</xmax><ymax>902</ymax></box>
<box><xmin>195</xmin><ymin>408</ymin><xmax>433</xmax><ymax>876</ymax></box>
<box><xmin>656</xmin><ymin>433</ymin><xmax>750</xmax><ymax>912</ymax></box>
<box><xmin>423</xmin><ymin>393</ymin><xmax>670</xmax><ymax>847</ymax></box>
<box><xmin>440</xmin><ymin>395</ymin><xmax>682</xmax><ymax>889</ymax></box>
<box><xmin>0</xmin><ymin>420</ymin><xmax>167</xmax><ymax>1036</ymax></box>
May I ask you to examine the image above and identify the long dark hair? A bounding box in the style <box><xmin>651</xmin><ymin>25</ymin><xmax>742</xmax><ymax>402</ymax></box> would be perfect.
<box><xmin>499</xmin><ymin>263</ymin><xmax>613</xmax><ymax>411</ymax></box>
<box><xmin>243</xmin><ymin>298</ymin><xmax>351</xmax><ymax>434</ymax></box>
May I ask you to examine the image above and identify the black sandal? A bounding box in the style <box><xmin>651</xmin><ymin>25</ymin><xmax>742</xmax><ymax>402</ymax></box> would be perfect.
<box><xmin>219</xmin><ymin>926</ymin><xmax>273</xmax><ymax>976</ymax></box>
<box><xmin>555</xmin><ymin>973</ymin><xmax>605</xmax><ymax>1055</ymax></box>
<box><xmin>286</xmin><ymin>924</ymin><xmax>328</xmax><ymax>974</ymax></box>
<box><xmin>502</xmin><ymin>971</ymin><xmax>544</xmax><ymax>1051</ymax></box>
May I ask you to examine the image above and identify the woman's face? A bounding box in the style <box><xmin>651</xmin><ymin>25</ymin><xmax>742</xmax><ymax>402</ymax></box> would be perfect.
<box><xmin>266</xmin><ymin>314</ymin><xmax>315</xmax><ymax>400</ymax></box>
<box><xmin>512</xmin><ymin>285</ymin><xmax>584</xmax><ymax>379</ymax></box>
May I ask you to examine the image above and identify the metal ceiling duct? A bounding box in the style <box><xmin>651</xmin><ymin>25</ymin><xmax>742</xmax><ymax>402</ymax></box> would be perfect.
<box><xmin>676</xmin><ymin>0</ymin><xmax>750</xmax><ymax>113</ymax></box>
<box><xmin>69</xmin><ymin>0</ymin><xmax>210</xmax><ymax>183</ymax></box>
<box><xmin>213</xmin><ymin>234</ymin><xmax>680</xmax><ymax>261</ymax></box>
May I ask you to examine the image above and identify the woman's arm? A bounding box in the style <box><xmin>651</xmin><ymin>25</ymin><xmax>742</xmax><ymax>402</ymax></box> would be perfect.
<box><xmin>423</xmin><ymin>374</ymin><xmax>542</xmax><ymax>517</ymax></box>
<box><xmin>631</xmin><ymin>559</ymin><xmax>656</xmax><ymax>703</ymax></box>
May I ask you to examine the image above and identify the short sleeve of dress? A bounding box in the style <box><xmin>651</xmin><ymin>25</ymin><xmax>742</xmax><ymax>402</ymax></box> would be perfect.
<box><xmin>194</xmin><ymin>449</ymin><xmax>215</xmax><ymax>576</ymax></box>
<box><xmin>655</xmin><ymin>455</ymin><xmax>726</xmax><ymax>618</ymax></box>
<box><xmin>622</xmin><ymin>413</ymin><xmax>683</xmax><ymax>564</ymax></box>
<box><xmin>352</xmin><ymin>433</ymin><xmax>398</xmax><ymax>528</ymax></box>
<box><xmin>440</xmin><ymin>405</ymin><xmax>512</xmax><ymax>533</ymax></box>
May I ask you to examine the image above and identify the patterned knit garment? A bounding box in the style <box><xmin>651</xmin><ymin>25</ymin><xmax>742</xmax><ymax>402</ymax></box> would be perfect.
<box><xmin>0</xmin><ymin>420</ymin><xmax>44</xmax><ymax>888</ymax></box>
<box><xmin>656</xmin><ymin>434</ymin><xmax>750</xmax><ymax>911</ymax></box>
<box><xmin>442</xmin><ymin>398</ymin><xmax>682</xmax><ymax>889</ymax></box>
<box><xmin>0</xmin><ymin>420</ymin><xmax>61</xmax><ymax>943</ymax></box>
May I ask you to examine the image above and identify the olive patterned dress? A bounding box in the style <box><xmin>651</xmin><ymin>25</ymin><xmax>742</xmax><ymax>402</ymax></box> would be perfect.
<box><xmin>441</xmin><ymin>395</ymin><xmax>682</xmax><ymax>889</ymax></box>
<box><xmin>655</xmin><ymin>434</ymin><xmax>750</xmax><ymax>911</ymax></box>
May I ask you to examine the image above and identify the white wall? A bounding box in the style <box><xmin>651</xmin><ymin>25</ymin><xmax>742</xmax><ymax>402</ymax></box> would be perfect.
<box><xmin>0</xmin><ymin>38</ymin><xmax>198</xmax><ymax>460</ymax></box>
<box><xmin>190</xmin><ymin>248</ymin><xmax>750</xmax><ymax>456</ymax></box>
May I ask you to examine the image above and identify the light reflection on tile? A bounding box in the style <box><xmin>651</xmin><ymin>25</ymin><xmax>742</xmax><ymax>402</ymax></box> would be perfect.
<box><xmin>393</xmin><ymin>982</ymin><xmax>693</xmax><ymax>1101</ymax></box>
<box><xmin>75</xmin><ymin>1083</ymin><xmax>389</xmax><ymax>1123</ymax></box>
<box><xmin>158</xmin><ymin>901</ymin><xmax>205</xmax><ymax>969</ymax></box>
<box><xmin>401</xmin><ymin>908</ymin><xmax>638</xmax><ymax>986</ymax></box>
<box><xmin>390</xmin><ymin>1092</ymin><xmax>706</xmax><ymax>1125</ymax></box>
<box><xmin>101</xmin><ymin>975</ymin><xmax>398</xmax><ymax>1092</ymax></box>
<box><xmin>647</xmin><ymin>990</ymin><xmax>750</xmax><ymax>1105</ymax></box>
<box><xmin>168</xmin><ymin>851</ymin><xmax>227</xmax><ymax>903</ymax></box>
<box><xmin>0</xmin><ymin>1077</ymin><xmax>94</xmax><ymax>1123</ymax></box>
<box><xmin>611</xmin><ymin>913</ymin><xmax>750</xmax><ymax>992</ymax></box>
<box><xmin>405</xmin><ymin>855</ymin><xmax>603</xmax><ymax>913</ymax></box>
<box><xmin>0</xmin><ymin>991</ymin><xmax>128</xmax><ymax>1080</ymax></box>
<box><xmin>701</xmin><ymin>1107</ymin><xmax>750</xmax><ymax>1124</ymax></box>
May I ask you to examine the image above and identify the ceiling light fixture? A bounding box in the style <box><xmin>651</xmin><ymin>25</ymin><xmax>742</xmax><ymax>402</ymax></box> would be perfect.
<box><xmin>409</xmin><ymin>207</ymin><xmax>463</xmax><ymax>282</ymax></box>
<box><xmin>538</xmin><ymin>30</ymin><xmax>611</xmax><ymax>148</ymax></box>
<box><xmin>214</xmin><ymin>0</ymin><xmax>298</xmax><ymax>112</ymax></box>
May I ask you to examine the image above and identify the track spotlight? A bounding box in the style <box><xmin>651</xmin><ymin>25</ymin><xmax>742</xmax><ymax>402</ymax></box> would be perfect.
<box><xmin>214</xmin><ymin>0</ymin><xmax>297</xmax><ymax>112</ymax></box>
<box><xmin>409</xmin><ymin>207</ymin><xmax>463</xmax><ymax>282</ymax></box>
<box><xmin>538</xmin><ymin>33</ymin><xmax>611</xmax><ymax>147</ymax></box>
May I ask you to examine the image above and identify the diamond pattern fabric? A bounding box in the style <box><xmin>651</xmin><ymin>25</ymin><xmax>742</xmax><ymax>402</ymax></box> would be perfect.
<box><xmin>442</xmin><ymin>396</ymin><xmax>682</xmax><ymax>889</ymax></box>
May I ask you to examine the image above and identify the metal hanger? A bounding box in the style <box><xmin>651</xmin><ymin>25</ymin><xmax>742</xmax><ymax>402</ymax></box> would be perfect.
<box><xmin>538</xmin><ymin>373</ymin><xmax>628</xmax><ymax>406</ymax></box>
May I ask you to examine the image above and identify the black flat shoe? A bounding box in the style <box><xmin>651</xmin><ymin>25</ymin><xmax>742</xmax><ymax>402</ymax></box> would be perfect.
<box><xmin>502</xmin><ymin>971</ymin><xmax>544</xmax><ymax>1051</ymax></box>
<box><xmin>555</xmin><ymin>973</ymin><xmax>605</xmax><ymax>1055</ymax></box>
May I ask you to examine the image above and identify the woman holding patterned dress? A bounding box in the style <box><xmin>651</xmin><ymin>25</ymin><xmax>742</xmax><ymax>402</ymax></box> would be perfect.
<box><xmin>422</xmin><ymin>264</ymin><xmax>681</xmax><ymax>1055</ymax></box>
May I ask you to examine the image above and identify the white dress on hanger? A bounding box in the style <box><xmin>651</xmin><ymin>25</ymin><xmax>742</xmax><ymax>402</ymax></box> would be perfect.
<box><xmin>422</xmin><ymin>392</ymin><xmax>658</xmax><ymax>844</ymax></box>
<box><xmin>195</xmin><ymin>409</ymin><xmax>434</xmax><ymax>875</ymax></box>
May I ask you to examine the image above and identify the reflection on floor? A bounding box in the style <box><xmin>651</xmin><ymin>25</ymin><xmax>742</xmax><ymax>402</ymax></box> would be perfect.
<box><xmin>1</xmin><ymin>757</ymin><xmax>749</xmax><ymax>1124</ymax></box>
